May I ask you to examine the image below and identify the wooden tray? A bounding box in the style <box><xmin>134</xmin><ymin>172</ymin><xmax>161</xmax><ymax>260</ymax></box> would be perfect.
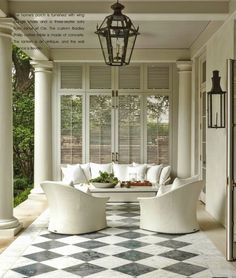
<box><xmin>127</xmin><ymin>181</ymin><xmax>152</xmax><ymax>187</ymax></box>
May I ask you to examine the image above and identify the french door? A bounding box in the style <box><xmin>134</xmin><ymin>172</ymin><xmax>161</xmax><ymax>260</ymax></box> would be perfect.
<box><xmin>87</xmin><ymin>92</ymin><xmax>143</xmax><ymax>164</ymax></box>
<box><xmin>86</xmin><ymin>92</ymin><xmax>170</xmax><ymax>164</ymax></box>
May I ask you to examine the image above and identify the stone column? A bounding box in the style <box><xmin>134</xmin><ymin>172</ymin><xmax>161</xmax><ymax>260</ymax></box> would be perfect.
<box><xmin>30</xmin><ymin>61</ymin><xmax>53</xmax><ymax>196</ymax></box>
<box><xmin>0</xmin><ymin>18</ymin><xmax>21</xmax><ymax>236</ymax></box>
<box><xmin>176</xmin><ymin>61</ymin><xmax>192</xmax><ymax>178</ymax></box>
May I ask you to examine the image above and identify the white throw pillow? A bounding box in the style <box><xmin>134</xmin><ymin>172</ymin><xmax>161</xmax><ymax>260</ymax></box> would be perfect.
<box><xmin>63</xmin><ymin>165</ymin><xmax>88</xmax><ymax>184</ymax></box>
<box><xmin>146</xmin><ymin>164</ymin><xmax>163</xmax><ymax>184</ymax></box>
<box><xmin>90</xmin><ymin>163</ymin><xmax>112</xmax><ymax>179</ymax></box>
<box><xmin>156</xmin><ymin>184</ymin><xmax>172</xmax><ymax>196</ymax></box>
<box><xmin>171</xmin><ymin>175</ymin><xmax>199</xmax><ymax>190</ymax></box>
<box><xmin>159</xmin><ymin>166</ymin><xmax>171</xmax><ymax>185</ymax></box>
<box><xmin>128</xmin><ymin>164</ymin><xmax>147</xmax><ymax>181</ymax></box>
<box><xmin>61</xmin><ymin>167</ymin><xmax>72</xmax><ymax>183</ymax></box>
<box><xmin>80</xmin><ymin>163</ymin><xmax>91</xmax><ymax>181</ymax></box>
<box><xmin>113</xmin><ymin>164</ymin><xmax>130</xmax><ymax>181</ymax></box>
<box><xmin>74</xmin><ymin>183</ymin><xmax>91</xmax><ymax>194</ymax></box>
<box><xmin>171</xmin><ymin>177</ymin><xmax>182</xmax><ymax>190</ymax></box>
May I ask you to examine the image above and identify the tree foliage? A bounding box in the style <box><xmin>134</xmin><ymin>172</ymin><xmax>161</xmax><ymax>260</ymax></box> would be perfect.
<box><xmin>12</xmin><ymin>46</ymin><xmax>34</xmax><ymax>185</ymax></box>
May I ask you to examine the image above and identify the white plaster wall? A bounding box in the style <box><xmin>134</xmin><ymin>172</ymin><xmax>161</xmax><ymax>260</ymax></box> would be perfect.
<box><xmin>206</xmin><ymin>19</ymin><xmax>234</xmax><ymax>226</ymax></box>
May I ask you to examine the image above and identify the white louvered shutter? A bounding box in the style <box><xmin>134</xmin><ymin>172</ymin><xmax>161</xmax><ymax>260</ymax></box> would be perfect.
<box><xmin>119</xmin><ymin>66</ymin><xmax>140</xmax><ymax>89</ymax></box>
<box><xmin>147</xmin><ymin>65</ymin><xmax>170</xmax><ymax>90</ymax></box>
<box><xmin>89</xmin><ymin>66</ymin><xmax>111</xmax><ymax>89</ymax></box>
<box><xmin>61</xmin><ymin>65</ymin><xmax>83</xmax><ymax>89</ymax></box>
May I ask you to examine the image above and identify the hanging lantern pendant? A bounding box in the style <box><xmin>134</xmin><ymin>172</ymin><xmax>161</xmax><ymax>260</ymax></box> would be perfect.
<box><xmin>95</xmin><ymin>1</ymin><xmax>140</xmax><ymax>66</ymax></box>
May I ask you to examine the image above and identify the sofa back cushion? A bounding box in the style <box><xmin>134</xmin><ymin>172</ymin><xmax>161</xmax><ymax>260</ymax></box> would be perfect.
<box><xmin>113</xmin><ymin>164</ymin><xmax>130</xmax><ymax>181</ymax></box>
<box><xmin>171</xmin><ymin>175</ymin><xmax>199</xmax><ymax>190</ymax></box>
<box><xmin>146</xmin><ymin>164</ymin><xmax>163</xmax><ymax>184</ymax></box>
<box><xmin>74</xmin><ymin>183</ymin><xmax>91</xmax><ymax>194</ymax></box>
<box><xmin>62</xmin><ymin>165</ymin><xmax>88</xmax><ymax>184</ymax></box>
<box><xmin>79</xmin><ymin>163</ymin><xmax>91</xmax><ymax>181</ymax></box>
<box><xmin>90</xmin><ymin>163</ymin><xmax>113</xmax><ymax>179</ymax></box>
<box><xmin>128</xmin><ymin>164</ymin><xmax>147</xmax><ymax>181</ymax></box>
<box><xmin>159</xmin><ymin>166</ymin><xmax>171</xmax><ymax>185</ymax></box>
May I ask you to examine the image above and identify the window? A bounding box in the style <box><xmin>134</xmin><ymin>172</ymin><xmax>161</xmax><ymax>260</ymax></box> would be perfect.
<box><xmin>118</xmin><ymin>95</ymin><xmax>141</xmax><ymax>163</ymax></box>
<box><xmin>146</xmin><ymin>96</ymin><xmax>169</xmax><ymax>164</ymax></box>
<box><xmin>61</xmin><ymin>95</ymin><xmax>83</xmax><ymax>164</ymax></box>
<box><xmin>89</xmin><ymin>95</ymin><xmax>112</xmax><ymax>163</ymax></box>
<box><xmin>59</xmin><ymin>64</ymin><xmax>171</xmax><ymax>166</ymax></box>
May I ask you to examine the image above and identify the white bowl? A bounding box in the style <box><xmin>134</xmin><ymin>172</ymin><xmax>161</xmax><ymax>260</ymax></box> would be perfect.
<box><xmin>91</xmin><ymin>182</ymin><xmax>116</xmax><ymax>188</ymax></box>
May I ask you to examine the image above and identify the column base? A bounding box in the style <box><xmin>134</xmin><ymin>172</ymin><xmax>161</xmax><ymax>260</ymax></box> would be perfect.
<box><xmin>0</xmin><ymin>218</ymin><xmax>22</xmax><ymax>238</ymax></box>
<box><xmin>28</xmin><ymin>187</ymin><xmax>46</xmax><ymax>201</ymax></box>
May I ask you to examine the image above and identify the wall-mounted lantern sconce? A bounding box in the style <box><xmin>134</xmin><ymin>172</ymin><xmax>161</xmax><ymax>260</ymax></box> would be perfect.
<box><xmin>207</xmin><ymin>70</ymin><xmax>226</xmax><ymax>128</ymax></box>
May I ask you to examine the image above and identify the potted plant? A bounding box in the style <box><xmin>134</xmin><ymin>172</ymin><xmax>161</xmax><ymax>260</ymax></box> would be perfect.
<box><xmin>90</xmin><ymin>171</ymin><xmax>118</xmax><ymax>188</ymax></box>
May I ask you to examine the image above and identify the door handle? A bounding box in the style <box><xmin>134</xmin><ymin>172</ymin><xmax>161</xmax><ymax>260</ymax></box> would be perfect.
<box><xmin>111</xmin><ymin>152</ymin><xmax>115</xmax><ymax>162</ymax></box>
<box><xmin>115</xmin><ymin>152</ymin><xmax>119</xmax><ymax>162</ymax></box>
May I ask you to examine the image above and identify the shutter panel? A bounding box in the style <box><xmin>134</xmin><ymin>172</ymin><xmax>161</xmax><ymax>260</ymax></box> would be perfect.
<box><xmin>61</xmin><ymin>65</ymin><xmax>83</xmax><ymax>89</ymax></box>
<box><xmin>90</xmin><ymin>66</ymin><xmax>111</xmax><ymax>89</ymax></box>
<box><xmin>119</xmin><ymin>66</ymin><xmax>140</xmax><ymax>89</ymax></box>
<box><xmin>147</xmin><ymin>65</ymin><xmax>170</xmax><ymax>89</ymax></box>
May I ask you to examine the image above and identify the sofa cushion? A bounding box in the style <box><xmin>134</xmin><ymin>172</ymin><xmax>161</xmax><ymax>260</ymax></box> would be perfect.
<box><xmin>128</xmin><ymin>164</ymin><xmax>147</xmax><ymax>181</ymax></box>
<box><xmin>79</xmin><ymin>163</ymin><xmax>91</xmax><ymax>181</ymax></box>
<box><xmin>171</xmin><ymin>175</ymin><xmax>199</xmax><ymax>190</ymax></box>
<box><xmin>156</xmin><ymin>184</ymin><xmax>172</xmax><ymax>197</ymax></box>
<box><xmin>90</xmin><ymin>163</ymin><xmax>113</xmax><ymax>179</ymax></box>
<box><xmin>113</xmin><ymin>164</ymin><xmax>130</xmax><ymax>181</ymax></box>
<box><xmin>62</xmin><ymin>165</ymin><xmax>88</xmax><ymax>184</ymax></box>
<box><xmin>159</xmin><ymin>166</ymin><xmax>171</xmax><ymax>185</ymax></box>
<box><xmin>146</xmin><ymin>164</ymin><xmax>163</xmax><ymax>184</ymax></box>
<box><xmin>74</xmin><ymin>183</ymin><xmax>91</xmax><ymax>194</ymax></box>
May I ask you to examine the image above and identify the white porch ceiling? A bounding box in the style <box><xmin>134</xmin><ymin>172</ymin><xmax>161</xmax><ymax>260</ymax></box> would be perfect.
<box><xmin>1</xmin><ymin>0</ymin><xmax>230</xmax><ymax>59</ymax></box>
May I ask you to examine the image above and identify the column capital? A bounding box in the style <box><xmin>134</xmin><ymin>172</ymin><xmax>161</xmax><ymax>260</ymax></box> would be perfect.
<box><xmin>30</xmin><ymin>60</ymin><xmax>53</xmax><ymax>73</ymax></box>
<box><xmin>0</xmin><ymin>18</ymin><xmax>15</xmax><ymax>38</ymax></box>
<box><xmin>176</xmin><ymin>60</ymin><xmax>192</xmax><ymax>72</ymax></box>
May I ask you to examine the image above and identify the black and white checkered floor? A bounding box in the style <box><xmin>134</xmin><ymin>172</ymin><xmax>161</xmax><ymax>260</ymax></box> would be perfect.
<box><xmin>1</xmin><ymin>203</ymin><xmax>236</xmax><ymax>277</ymax></box>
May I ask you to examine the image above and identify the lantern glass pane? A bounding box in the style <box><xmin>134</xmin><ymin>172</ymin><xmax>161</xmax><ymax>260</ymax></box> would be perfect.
<box><xmin>211</xmin><ymin>94</ymin><xmax>221</xmax><ymax>127</ymax></box>
<box><xmin>207</xmin><ymin>93</ymin><xmax>212</xmax><ymax>127</ymax></box>
<box><xmin>98</xmin><ymin>33</ymin><xmax>111</xmax><ymax>65</ymax></box>
<box><xmin>125</xmin><ymin>34</ymin><xmax>136</xmax><ymax>64</ymax></box>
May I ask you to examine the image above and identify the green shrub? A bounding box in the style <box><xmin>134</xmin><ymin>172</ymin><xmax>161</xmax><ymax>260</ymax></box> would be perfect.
<box><xmin>14</xmin><ymin>188</ymin><xmax>31</xmax><ymax>207</ymax></box>
<box><xmin>13</xmin><ymin>177</ymin><xmax>32</xmax><ymax>206</ymax></box>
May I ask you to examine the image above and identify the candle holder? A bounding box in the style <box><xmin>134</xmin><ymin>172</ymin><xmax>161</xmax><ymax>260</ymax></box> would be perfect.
<box><xmin>207</xmin><ymin>70</ymin><xmax>226</xmax><ymax>128</ymax></box>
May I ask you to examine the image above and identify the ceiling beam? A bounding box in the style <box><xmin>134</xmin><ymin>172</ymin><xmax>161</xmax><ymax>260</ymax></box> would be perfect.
<box><xmin>8</xmin><ymin>1</ymin><xmax>229</xmax><ymax>16</ymax></box>
<box><xmin>51</xmin><ymin>48</ymin><xmax>190</xmax><ymax>62</ymax></box>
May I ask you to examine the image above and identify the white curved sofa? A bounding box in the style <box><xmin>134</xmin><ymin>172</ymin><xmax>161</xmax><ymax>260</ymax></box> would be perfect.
<box><xmin>41</xmin><ymin>181</ymin><xmax>109</xmax><ymax>235</ymax></box>
<box><xmin>139</xmin><ymin>178</ymin><xmax>204</xmax><ymax>234</ymax></box>
<box><xmin>61</xmin><ymin>162</ymin><xmax>171</xmax><ymax>186</ymax></box>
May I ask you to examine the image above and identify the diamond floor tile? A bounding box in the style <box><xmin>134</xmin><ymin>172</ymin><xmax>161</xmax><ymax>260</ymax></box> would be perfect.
<box><xmin>71</xmin><ymin>250</ymin><xmax>108</xmax><ymax>262</ymax></box>
<box><xmin>117</xmin><ymin>231</ymin><xmax>146</xmax><ymax>239</ymax></box>
<box><xmin>159</xmin><ymin>249</ymin><xmax>198</xmax><ymax>261</ymax></box>
<box><xmin>163</xmin><ymin>262</ymin><xmax>207</xmax><ymax>276</ymax></box>
<box><xmin>12</xmin><ymin>263</ymin><xmax>56</xmax><ymax>276</ymax></box>
<box><xmin>115</xmin><ymin>249</ymin><xmax>153</xmax><ymax>261</ymax></box>
<box><xmin>24</xmin><ymin>250</ymin><xmax>61</xmax><ymax>262</ymax></box>
<box><xmin>76</xmin><ymin>240</ymin><xmax>108</xmax><ymax>249</ymax></box>
<box><xmin>33</xmin><ymin>240</ymin><xmax>67</xmax><ymax>250</ymax></box>
<box><xmin>113</xmin><ymin>262</ymin><xmax>156</xmax><ymax>276</ymax></box>
<box><xmin>63</xmin><ymin>262</ymin><xmax>105</xmax><ymax>276</ymax></box>
<box><xmin>157</xmin><ymin>239</ymin><xmax>191</xmax><ymax>249</ymax></box>
<box><xmin>116</xmin><ymin>239</ymin><xmax>148</xmax><ymax>249</ymax></box>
